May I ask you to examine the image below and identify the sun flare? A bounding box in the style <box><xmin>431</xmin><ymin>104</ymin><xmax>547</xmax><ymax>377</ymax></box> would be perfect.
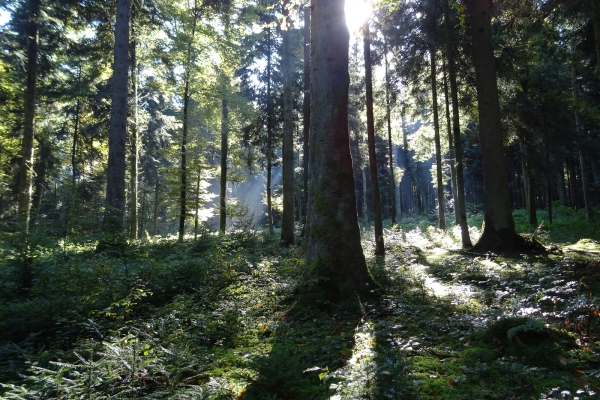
<box><xmin>345</xmin><ymin>0</ymin><xmax>373</xmax><ymax>35</ymax></box>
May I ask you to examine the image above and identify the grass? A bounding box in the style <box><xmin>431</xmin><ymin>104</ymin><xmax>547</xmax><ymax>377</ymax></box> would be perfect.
<box><xmin>0</xmin><ymin>207</ymin><xmax>600</xmax><ymax>398</ymax></box>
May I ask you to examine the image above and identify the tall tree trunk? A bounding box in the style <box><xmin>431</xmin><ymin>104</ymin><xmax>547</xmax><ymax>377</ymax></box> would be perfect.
<box><xmin>384</xmin><ymin>44</ymin><xmax>397</xmax><ymax>225</ymax></box>
<box><xmin>572</xmin><ymin>61</ymin><xmax>594</xmax><ymax>221</ymax></box>
<box><xmin>31</xmin><ymin>137</ymin><xmax>49</xmax><ymax>230</ymax></box>
<box><xmin>179</xmin><ymin>79</ymin><xmax>189</xmax><ymax>242</ymax></box>
<box><xmin>153</xmin><ymin>174</ymin><xmax>159</xmax><ymax>236</ymax></box>
<box><xmin>219</xmin><ymin>98</ymin><xmax>229</xmax><ymax>233</ymax></box>
<box><xmin>558</xmin><ymin>163</ymin><xmax>567</xmax><ymax>206</ymax></box>
<box><xmin>266</xmin><ymin>27</ymin><xmax>274</xmax><ymax>234</ymax></box>
<box><xmin>129</xmin><ymin>20</ymin><xmax>138</xmax><ymax>240</ymax></box>
<box><xmin>363</xmin><ymin>21</ymin><xmax>384</xmax><ymax>255</ymax></box>
<box><xmin>17</xmin><ymin>0</ymin><xmax>41</xmax><ymax>236</ymax></box>
<box><xmin>442</xmin><ymin>59</ymin><xmax>459</xmax><ymax>225</ymax></box>
<box><xmin>105</xmin><ymin>0</ymin><xmax>131</xmax><ymax>234</ymax></box>
<box><xmin>466</xmin><ymin>0</ymin><xmax>524</xmax><ymax>252</ymax></box>
<box><xmin>194</xmin><ymin>172</ymin><xmax>201</xmax><ymax>239</ymax></box>
<box><xmin>430</xmin><ymin>46</ymin><xmax>446</xmax><ymax>230</ymax></box>
<box><xmin>281</xmin><ymin>3</ymin><xmax>295</xmax><ymax>245</ymax></box>
<box><xmin>362</xmin><ymin>168</ymin><xmax>368</xmax><ymax>224</ymax></box>
<box><xmin>306</xmin><ymin>0</ymin><xmax>372</xmax><ymax>300</ymax></box>
<box><xmin>301</xmin><ymin>6</ymin><xmax>311</xmax><ymax>235</ymax></box>
<box><xmin>443</xmin><ymin>0</ymin><xmax>472</xmax><ymax>247</ymax></box>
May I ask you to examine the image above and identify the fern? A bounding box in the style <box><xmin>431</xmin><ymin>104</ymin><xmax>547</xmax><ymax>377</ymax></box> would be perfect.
<box><xmin>507</xmin><ymin>318</ymin><xmax>545</xmax><ymax>341</ymax></box>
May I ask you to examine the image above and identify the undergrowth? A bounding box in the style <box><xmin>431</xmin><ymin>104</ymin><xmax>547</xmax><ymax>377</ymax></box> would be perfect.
<box><xmin>1</xmin><ymin>208</ymin><xmax>600</xmax><ymax>399</ymax></box>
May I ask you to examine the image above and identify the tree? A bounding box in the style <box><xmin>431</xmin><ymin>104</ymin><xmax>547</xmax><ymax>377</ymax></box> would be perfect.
<box><xmin>466</xmin><ymin>0</ymin><xmax>526</xmax><ymax>252</ymax></box>
<box><xmin>301</xmin><ymin>6</ymin><xmax>310</xmax><ymax>233</ymax></box>
<box><xmin>430</xmin><ymin>45</ymin><xmax>445</xmax><ymax>230</ymax></box>
<box><xmin>305</xmin><ymin>0</ymin><xmax>373</xmax><ymax>300</ymax></box>
<box><xmin>363</xmin><ymin>19</ymin><xmax>385</xmax><ymax>255</ymax></box>
<box><xmin>105</xmin><ymin>0</ymin><xmax>132</xmax><ymax>234</ymax></box>
<box><xmin>443</xmin><ymin>0</ymin><xmax>471</xmax><ymax>247</ymax></box>
<box><xmin>17</xmin><ymin>0</ymin><xmax>40</xmax><ymax>236</ymax></box>
<box><xmin>280</xmin><ymin>0</ymin><xmax>294</xmax><ymax>245</ymax></box>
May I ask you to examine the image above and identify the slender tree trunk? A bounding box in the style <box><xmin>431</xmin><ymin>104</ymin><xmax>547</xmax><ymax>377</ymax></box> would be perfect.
<box><xmin>363</xmin><ymin>21</ymin><xmax>384</xmax><ymax>255</ymax></box>
<box><xmin>219</xmin><ymin>98</ymin><xmax>229</xmax><ymax>233</ymax></box>
<box><xmin>467</xmin><ymin>0</ymin><xmax>524</xmax><ymax>252</ymax></box>
<box><xmin>66</xmin><ymin>95</ymin><xmax>81</xmax><ymax>235</ymax></box>
<box><xmin>430</xmin><ymin>46</ymin><xmax>446</xmax><ymax>230</ymax></box>
<box><xmin>266</xmin><ymin>27</ymin><xmax>274</xmax><ymax>234</ymax></box>
<box><xmin>17</xmin><ymin>0</ymin><xmax>41</xmax><ymax>236</ymax></box>
<box><xmin>558</xmin><ymin>163</ymin><xmax>567</xmax><ymax>206</ymax></box>
<box><xmin>306</xmin><ymin>0</ymin><xmax>372</xmax><ymax>300</ymax></box>
<box><xmin>362</xmin><ymin>168</ymin><xmax>368</xmax><ymax>224</ymax></box>
<box><xmin>139</xmin><ymin>191</ymin><xmax>146</xmax><ymax>238</ymax></box>
<box><xmin>384</xmin><ymin>44</ymin><xmax>397</xmax><ymax>225</ymax></box>
<box><xmin>542</xmin><ymin>113</ymin><xmax>553</xmax><ymax>224</ymax></box>
<box><xmin>105</xmin><ymin>0</ymin><xmax>131</xmax><ymax>234</ymax></box>
<box><xmin>442</xmin><ymin>59</ymin><xmax>459</xmax><ymax>225</ymax></box>
<box><xmin>129</xmin><ymin>21</ymin><xmax>138</xmax><ymax>240</ymax></box>
<box><xmin>153</xmin><ymin>174</ymin><xmax>159</xmax><ymax>236</ymax></box>
<box><xmin>179</xmin><ymin>79</ymin><xmax>189</xmax><ymax>241</ymax></box>
<box><xmin>195</xmin><ymin>172</ymin><xmax>201</xmax><ymax>239</ymax></box>
<box><xmin>281</xmin><ymin>3</ymin><xmax>295</xmax><ymax>245</ymax></box>
<box><xmin>444</xmin><ymin>0</ymin><xmax>472</xmax><ymax>247</ymax></box>
<box><xmin>572</xmin><ymin>61</ymin><xmax>594</xmax><ymax>221</ymax></box>
<box><xmin>31</xmin><ymin>137</ymin><xmax>49</xmax><ymax>230</ymax></box>
<box><xmin>302</xmin><ymin>7</ymin><xmax>311</xmax><ymax>234</ymax></box>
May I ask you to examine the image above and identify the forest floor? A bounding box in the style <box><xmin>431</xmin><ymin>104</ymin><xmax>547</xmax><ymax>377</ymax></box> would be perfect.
<box><xmin>1</xmin><ymin>206</ymin><xmax>600</xmax><ymax>399</ymax></box>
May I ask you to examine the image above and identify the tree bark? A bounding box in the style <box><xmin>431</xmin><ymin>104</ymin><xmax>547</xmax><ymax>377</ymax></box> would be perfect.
<box><xmin>31</xmin><ymin>137</ymin><xmax>49</xmax><ymax>230</ymax></box>
<box><xmin>467</xmin><ymin>0</ymin><xmax>525</xmax><ymax>253</ymax></box>
<box><xmin>179</xmin><ymin>79</ymin><xmax>189</xmax><ymax>241</ymax></box>
<box><xmin>430</xmin><ymin>46</ymin><xmax>446</xmax><ymax>231</ymax></box>
<box><xmin>281</xmin><ymin>3</ymin><xmax>295</xmax><ymax>245</ymax></box>
<box><xmin>363</xmin><ymin>21</ymin><xmax>384</xmax><ymax>256</ymax></box>
<box><xmin>384</xmin><ymin>44</ymin><xmax>397</xmax><ymax>226</ymax></box>
<box><xmin>306</xmin><ymin>0</ymin><xmax>372</xmax><ymax>300</ymax></box>
<box><xmin>105</xmin><ymin>0</ymin><xmax>131</xmax><ymax>234</ymax></box>
<box><xmin>17</xmin><ymin>0</ymin><xmax>41</xmax><ymax>236</ymax></box>
<box><xmin>442</xmin><ymin>58</ymin><xmax>459</xmax><ymax>225</ymax></box>
<box><xmin>153</xmin><ymin>174</ymin><xmax>159</xmax><ymax>236</ymax></box>
<box><xmin>129</xmin><ymin>19</ymin><xmax>138</xmax><ymax>240</ymax></box>
<box><xmin>572</xmin><ymin>61</ymin><xmax>595</xmax><ymax>221</ymax></box>
<box><xmin>194</xmin><ymin>172</ymin><xmax>201</xmax><ymax>239</ymax></box>
<box><xmin>443</xmin><ymin>0</ymin><xmax>472</xmax><ymax>247</ymax></box>
<box><xmin>219</xmin><ymin>98</ymin><xmax>229</xmax><ymax>233</ymax></box>
<box><xmin>266</xmin><ymin>27</ymin><xmax>274</xmax><ymax>234</ymax></box>
<box><xmin>301</xmin><ymin>6</ymin><xmax>311</xmax><ymax>234</ymax></box>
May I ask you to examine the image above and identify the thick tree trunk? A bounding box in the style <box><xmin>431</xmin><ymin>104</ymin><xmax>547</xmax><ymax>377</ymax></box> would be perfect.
<box><xmin>306</xmin><ymin>0</ymin><xmax>372</xmax><ymax>300</ymax></box>
<box><xmin>129</xmin><ymin>23</ymin><xmax>138</xmax><ymax>240</ymax></box>
<box><xmin>105</xmin><ymin>0</ymin><xmax>131</xmax><ymax>234</ymax></box>
<box><xmin>219</xmin><ymin>98</ymin><xmax>229</xmax><ymax>233</ymax></box>
<box><xmin>18</xmin><ymin>0</ymin><xmax>41</xmax><ymax>235</ymax></box>
<box><xmin>281</xmin><ymin>4</ymin><xmax>295</xmax><ymax>245</ymax></box>
<box><xmin>266</xmin><ymin>27</ymin><xmax>274</xmax><ymax>234</ymax></box>
<box><xmin>179</xmin><ymin>80</ymin><xmax>189</xmax><ymax>242</ymax></box>
<box><xmin>363</xmin><ymin>22</ymin><xmax>384</xmax><ymax>256</ymax></box>
<box><xmin>467</xmin><ymin>0</ymin><xmax>525</xmax><ymax>253</ymax></box>
<box><xmin>384</xmin><ymin>46</ymin><xmax>397</xmax><ymax>226</ymax></box>
<box><xmin>302</xmin><ymin>7</ymin><xmax>311</xmax><ymax>234</ymax></box>
<box><xmin>430</xmin><ymin>46</ymin><xmax>446</xmax><ymax>231</ymax></box>
<box><xmin>444</xmin><ymin>0</ymin><xmax>472</xmax><ymax>247</ymax></box>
